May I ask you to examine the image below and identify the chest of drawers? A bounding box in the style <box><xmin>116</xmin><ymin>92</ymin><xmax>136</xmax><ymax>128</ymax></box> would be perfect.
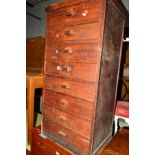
<box><xmin>42</xmin><ymin>0</ymin><xmax>126</xmax><ymax>154</ymax></box>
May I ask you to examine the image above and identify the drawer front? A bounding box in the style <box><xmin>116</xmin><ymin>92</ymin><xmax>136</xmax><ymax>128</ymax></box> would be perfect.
<box><xmin>47</xmin><ymin>0</ymin><xmax>101</xmax><ymax>27</ymax></box>
<box><xmin>31</xmin><ymin>147</ymin><xmax>44</xmax><ymax>155</ymax></box>
<box><xmin>43</xmin><ymin>104</ymin><xmax>91</xmax><ymax>139</ymax></box>
<box><xmin>43</xmin><ymin>118</ymin><xmax>90</xmax><ymax>154</ymax></box>
<box><xmin>32</xmin><ymin>133</ymin><xmax>48</xmax><ymax>155</ymax></box>
<box><xmin>44</xmin><ymin>60</ymin><xmax>98</xmax><ymax>82</ymax></box>
<box><xmin>32</xmin><ymin>127</ymin><xmax>74</xmax><ymax>155</ymax></box>
<box><xmin>44</xmin><ymin>76</ymin><xmax>96</xmax><ymax>102</ymax></box>
<box><xmin>43</xmin><ymin>90</ymin><xmax>93</xmax><ymax>121</ymax></box>
<box><xmin>45</xmin><ymin>43</ymin><xmax>100</xmax><ymax>62</ymax></box>
<box><xmin>46</xmin><ymin>22</ymin><xmax>100</xmax><ymax>43</ymax></box>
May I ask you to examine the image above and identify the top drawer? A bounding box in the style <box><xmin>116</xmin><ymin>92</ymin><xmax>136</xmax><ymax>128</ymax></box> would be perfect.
<box><xmin>46</xmin><ymin>1</ymin><xmax>102</xmax><ymax>28</ymax></box>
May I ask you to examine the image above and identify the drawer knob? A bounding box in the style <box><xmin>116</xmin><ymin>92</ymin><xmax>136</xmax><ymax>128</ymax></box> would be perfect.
<box><xmin>56</xmin><ymin>66</ymin><xmax>72</xmax><ymax>72</ymax></box>
<box><xmin>66</xmin><ymin>10</ymin><xmax>76</xmax><ymax>17</ymax></box>
<box><xmin>37</xmin><ymin>143</ymin><xmax>46</xmax><ymax>149</ymax></box>
<box><xmin>59</xmin><ymin>115</ymin><xmax>67</xmax><ymax>122</ymax></box>
<box><xmin>56</xmin><ymin>34</ymin><xmax>60</xmax><ymax>38</ymax></box>
<box><xmin>60</xmin><ymin>99</ymin><xmax>68</xmax><ymax>106</ymax></box>
<box><xmin>65</xmin><ymin>30</ymin><xmax>74</xmax><ymax>35</ymax></box>
<box><xmin>58</xmin><ymin>131</ymin><xmax>66</xmax><ymax>137</ymax></box>
<box><xmin>56</xmin><ymin>48</ymin><xmax>73</xmax><ymax>54</ymax></box>
<box><xmin>55</xmin><ymin>49</ymin><xmax>59</xmax><ymax>54</ymax></box>
<box><xmin>61</xmin><ymin>83</ymin><xmax>70</xmax><ymax>89</ymax></box>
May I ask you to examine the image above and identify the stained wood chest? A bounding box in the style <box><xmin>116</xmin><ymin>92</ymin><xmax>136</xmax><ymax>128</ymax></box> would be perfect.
<box><xmin>42</xmin><ymin>0</ymin><xmax>126</xmax><ymax>154</ymax></box>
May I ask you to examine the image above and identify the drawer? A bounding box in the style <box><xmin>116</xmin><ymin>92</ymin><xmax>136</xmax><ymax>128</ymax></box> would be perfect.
<box><xmin>32</xmin><ymin>127</ymin><xmax>74</xmax><ymax>155</ymax></box>
<box><xmin>32</xmin><ymin>132</ymin><xmax>48</xmax><ymax>155</ymax></box>
<box><xmin>42</xmin><ymin>104</ymin><xmax>91</xmax><ymax>139</ymax></box>
<box><xmin>43</xmin><ymin>118</ymin><xmax>90</xmax><ymax>154</ymax></box>
<box><xmin>43</xmin><ymin>90</ymin><xmax>93</xmax><ymax>121</ymax></box>
<box><xmin>31</xmin><ymin>147</ymin><xmax>44</xmax><ymax>155</ymax></box>
<box><xmin>44</xmin><ymin>60</ymin><xmax>98</xmax><ymax>82</ymax></box>
<box><xmin>44</xmin><ymin>76</ymin><xmax>96</xmax><ymax>102</ymax></box>
<box><xmin>46</xmin><ymin>0</ymin><xmax>101</xmax><ymax>27</ymax></box>
<box><xmin>45</xmin><ymin>43</ymin><xmax>100</xmax><ymax>62</ymax></box>
<box><xmin>46</xmin><ymin>22</ymin><xmax>100</xmax><ymax>43</ymax></box>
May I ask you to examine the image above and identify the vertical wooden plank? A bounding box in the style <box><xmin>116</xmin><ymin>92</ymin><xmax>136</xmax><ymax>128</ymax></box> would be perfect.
<box><xmin>92</xmin><ymin>0</ymin><xmax>125</xmax><ymax>153</ymax></box>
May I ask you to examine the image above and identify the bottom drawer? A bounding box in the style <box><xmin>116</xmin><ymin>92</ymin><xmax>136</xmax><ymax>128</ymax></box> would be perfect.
<box><xmin>43</xmin><ymin>118</ymin><xmax>90</xmax><ymax>155</ymax></box>
<box><xmin>31</xmin><ymin>127</ymin><xmax>74</xmax><ymax>155</ymax></box>
<box><xmin>31</xmin><ymin>147</ymin><xmax>43</xmax><ymax>155</ymax></box>
<box><xmin>32</xmin><ymin>133</ymin><xmax>48</xmax><ymax>155</ymax></box>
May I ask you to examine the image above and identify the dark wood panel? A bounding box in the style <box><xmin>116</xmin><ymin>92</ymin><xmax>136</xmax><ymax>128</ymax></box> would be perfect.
<box><xmin>46</xmin><ymin>0</ymin><xmax>102</xmax><ymax>28</ymax></box>
<box><xmin>44</xmin><ymin>60</ymin><xmax>98</xmax><ymax>82</ymax></box>
<box><xmin>26</xmin><ymin>36</ymin><xmax>44</xmax><ymax>72</ymax></box>
<box><xmin>44</xmin><ymin>75</ymin><xmax>96</xmax><ymax>102</ymax></box>
<box><xmin>92</xmin><ymin>1</ymin><xmax>125</xmax><ymax>152</ymax></box>
<box><xmin>43</xmin><ymin>90</ymin><xmax>93</xmax><ymax>121</ymax></box>
<box><xmin>43</xmin><ymin>119</ymin><xmax>90</xmax><ymax>154</ymax></box>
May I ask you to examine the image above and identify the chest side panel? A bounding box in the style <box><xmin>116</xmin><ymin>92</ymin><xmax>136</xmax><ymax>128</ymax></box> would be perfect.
<box><xmin>92</xmin><ymin>1</ymin><xmax>125</xmax><ymax>153</ymax></box>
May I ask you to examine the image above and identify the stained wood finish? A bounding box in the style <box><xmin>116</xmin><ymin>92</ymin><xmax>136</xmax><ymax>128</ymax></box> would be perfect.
<box><xmin>44</xmin><ymin>60</ymin><xmax>98</xmax><ymax>82</ymax></box>
<box><xmin>26</xmin><ymin>36</ymin><xmax>44</xmax><ymax>73</ymax></box>
<box><xmin>42</xmin><ymin>0</ymin><xmax>126</xmax><ymax>154</ymax></box>
<box><xmin>44</xmin><ymin>75</ymin><xmax>96</xmax><ymax>102</ymax></box>
<box><xmin>47</xmin><ymin>0</ymin><xmax>102</xmax><ymax>28</ymax></box>
<box><xmin>31</xmin><ymin>127</ymin><xmax>128</xmax><ymax>155</ymax></box>
<box><xmin>46</xmin><ymin>22</ymin><xmax>100</xmax><ymax>43</ymax></box>
<box><xmin>45</xmin><ymin>43</ymin><xmax>100</xmax><ymax>62</ymax></box>
<box><xmin>42</xmin><ymin>104</ymin><xmax>91</xmax><ymax>139</ymax></box>
<box><xmin>26</xmin><ymin>74</ymin><xmax>43</xmax><ymax>145</ymax></box>
<box><xmin>43</xmin><ymin>90</ymin><xmax>93</xmax><ymax>121</ymax></box>
<box><xmin>43</xmin><ymin>119</ymin><xmax>90</xmax><ymax>154</ymax></box>
<box><xmin>31</xmin><ymin>126</ymin><xmax>74</xmax><ymax>155</ymax></box>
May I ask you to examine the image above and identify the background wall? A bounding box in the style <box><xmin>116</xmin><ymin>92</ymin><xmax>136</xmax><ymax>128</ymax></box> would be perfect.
<box><xmin>26</xmin><ymin>0</ymin><xmax>60</xmax><ymax>37</ymax></box>
<box><xmin>26</xmin><ymin>0</ymin><xmax>129</xmax><ymax>38</ymax></box>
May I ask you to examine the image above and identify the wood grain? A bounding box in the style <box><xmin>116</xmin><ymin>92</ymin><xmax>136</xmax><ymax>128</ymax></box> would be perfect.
<box><xmin>44</xmin><ymin>75</ymin><xmax>96</xmax><ymax>102</ymax></box>
<box><xmin>43</xmin><ymin>90</ymin><xmax>93</xmax><ymax>121</ymax></box>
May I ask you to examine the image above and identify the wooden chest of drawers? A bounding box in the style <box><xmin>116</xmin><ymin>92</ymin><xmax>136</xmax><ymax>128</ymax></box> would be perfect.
<box><xmin>42</xmin><ymin>0</ymin><xmax>126</xmax><ymax>154</ymax></box>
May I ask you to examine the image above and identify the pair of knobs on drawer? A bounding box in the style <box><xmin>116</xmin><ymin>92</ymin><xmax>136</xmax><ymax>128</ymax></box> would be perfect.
<box><xmin>66</xmin><ymin>10</ymin><xmax>88</xmax><ymax>17</ymax></box>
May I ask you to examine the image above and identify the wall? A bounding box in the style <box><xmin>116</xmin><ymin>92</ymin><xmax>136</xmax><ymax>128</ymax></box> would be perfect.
<box><xmin>26</xmin><ymin>0</ymin><xmax>129</xmax><ymax>38</ymax></box>
<box><xmin>26</xmin><ymin>0</ymin><xmax>60</xmax><ymax>38</ymax></box>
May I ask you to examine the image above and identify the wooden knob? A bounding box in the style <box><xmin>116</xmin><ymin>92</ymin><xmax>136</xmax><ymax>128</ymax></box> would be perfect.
<box><xmin>65</xmin><ymin>30</ymin><xmax>74</xmax><ymax>35</ymax></box>
<box><xmin>61</xmin><ymin>83</ymin><xmax>70</xmax><ymax>89</ymax></box>
<box><xmin>58</xmin><ymin>131</ymin><xmax>66</xmax><ymax>137</ymax></box>
<box><xmin>59</xmin><ymin>115</ymin><xmax>67</xmax><ymax>122</ymax></box>
<box><xmin>60</xmin><ymin>99</ymin><xmax>68</xmax><ymax>106</ymax></box>
<box><xmin>55</xmin><ymin>49</ymin><xmax>59</xmax><ymax>54</ymax></box>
